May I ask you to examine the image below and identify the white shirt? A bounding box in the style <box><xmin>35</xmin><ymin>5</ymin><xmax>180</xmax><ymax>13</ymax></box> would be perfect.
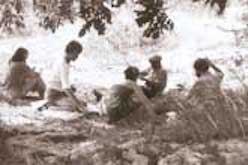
<box><xmin>47</xmin><ymin>58</ymin><xmax>71</xmax><ymax>91</ymax></box>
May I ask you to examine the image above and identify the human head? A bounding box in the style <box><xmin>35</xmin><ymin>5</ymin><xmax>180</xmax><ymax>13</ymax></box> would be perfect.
<box><xmin>193</xmin><ymin>58</ymin><xmax>209</xmax><ymax>77</ymax></box>
<box><xmin>149</xmin><ymin>55</ymin><xmax>162</xmax><ymax>70</ymax></box>
<box><xmin>11</xmin><ymin>47</ymin><xmax>28</xmax><ymax>62</ymax></box>
<box><xmin>124</xmin><ymin>66</ymin><xmax>139</xmax><ymax>82</ymax></box>
<box><xmin>65</xmin><ymin>40</ymin><xmax>83</xmax><ymax>62</ymax></box>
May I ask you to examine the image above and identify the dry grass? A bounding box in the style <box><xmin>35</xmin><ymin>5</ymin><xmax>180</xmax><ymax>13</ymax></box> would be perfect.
<box><xmin>0</xmin><ymin>87</ymin><xmax>248</xmax><ymax>164</ymax></box>
<box><xmin>154</xmin><ymin>86</ymin><xmax>248</xmax><ymax>143</ymax></box>
<box><xmin>110</xmin><ymin>83</ymin><xmax>248</xmax><ymax>143</ymax></box>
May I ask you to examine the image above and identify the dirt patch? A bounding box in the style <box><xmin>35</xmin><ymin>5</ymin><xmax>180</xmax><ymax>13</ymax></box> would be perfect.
<box><xmin>0</xmin><ymin>125</ymin><xmax>26</xmax><ymax>165</ymax></box>
<box><xmin>1</xmin><ymin>88</ymin><xmax>248</xmax><ymax>164</ymax></box>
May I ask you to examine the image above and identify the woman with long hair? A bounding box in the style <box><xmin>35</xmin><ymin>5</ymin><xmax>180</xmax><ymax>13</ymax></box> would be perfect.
<box><xmin>4</xmin><ymin>47</ymin><xmax>46</xmax><ymax>101</ymax></box>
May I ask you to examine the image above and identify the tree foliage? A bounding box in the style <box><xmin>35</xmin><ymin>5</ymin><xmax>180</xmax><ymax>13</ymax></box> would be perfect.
<box><xmin>79</xmin><ymin>0</ymin><xmax>174</xmax><ymax>39</ymax></box>
<box><xmin>0</xmin><ymin>0</ymin><xmax>25</xmax><ymax>34</ymax></box>
<box><xmin>193</xmin><ymin>0</ymin><xmax>228</xmax><ymax>15</ymax></box>
<box><xmin>78</xmin><ymin>0</ymin><xmax>112</xmax><ymax>36</ymax></box>
<box><xmin>135</xmin><ymin>0</ymin><xmax>174</xmax><ymax>39</ymax></box>
<box><xmin>1</xmin><ymin>0</ymin><xmax>229</xmax><ymax>38</ymax></box>
<box><xmin>33</xmin><ymin>0</ymin><xmax>74</xmax><ymax>32</ymax></box>
<box><xmin>33</xmin><ymin>0</ymin><xmax>174</xmax><ymax>39</ymax></box>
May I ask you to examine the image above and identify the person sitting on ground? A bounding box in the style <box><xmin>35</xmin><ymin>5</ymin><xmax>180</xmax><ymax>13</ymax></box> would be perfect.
<box><xmin>38</xmin><ymin>40</ymin><xmax>86</xmax><ymax>112</ymax></box>
<box><xmin>185</xmin><ymin>58</ymin><xmax>239</xmax><ymax>139</ymax></box>
<box><xmin>187</xmin><ymin>58</ymin><xmax>224</xmax><ymax>103</ymax></box>
<box><xmin>4</xmin><ymin>47</ymin><xmax>46</xmax><ymax>101</ymax></box>
<box><xmin>99</xmin><ymin>66</ymin><xmax>154</xmax><ymax>123</ymax></box>
<box><xmin>140</xmin><ymin>55</ymin><xmax>167</xmax><ymax>98</ymax></box>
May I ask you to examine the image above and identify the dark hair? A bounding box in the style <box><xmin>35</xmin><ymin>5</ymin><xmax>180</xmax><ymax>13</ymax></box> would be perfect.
<box><xmin>194</xmin><ymin>58</ymin><xmax>209</xmax><ymax>73</ymax></box>
<box><xmin>65</xmin><ymin>40</ymin><xmax>83</xmax><ymax>55</ymax></box>
<box><xmin>149</xmin><ymin>55</ymin><xmax>162</xmax><ymax>63</ymax></box>
<box><xmin>124</xmin><ymin>66</ymin><xmax>139</xmax><ymax>81</ymax></box>
<box><xmin>11</xmin><ymin>47</ymin><xmax>28</xmax><ymax>62</ymax></box>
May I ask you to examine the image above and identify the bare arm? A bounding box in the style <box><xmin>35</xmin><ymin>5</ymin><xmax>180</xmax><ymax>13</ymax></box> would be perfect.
<box><xmin>210</xmin><ymin>62</ymin><xmax>223</xmax><ymax>74</ymax></box>
<box><xmin>207</xmin><ymin>59</ymin><xmax>224</xmax><ymax>79</ymax></box>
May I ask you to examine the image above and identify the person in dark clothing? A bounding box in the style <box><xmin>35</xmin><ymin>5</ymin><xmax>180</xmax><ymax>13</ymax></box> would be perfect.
<box><xmin>140</xmin><ymin>55</ymin><xmax>167</xmax><ymax>98</ymax></box>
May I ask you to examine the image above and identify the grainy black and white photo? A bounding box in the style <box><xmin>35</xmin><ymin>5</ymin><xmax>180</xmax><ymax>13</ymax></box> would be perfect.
<box><xmin>0</xmin><ymin>0</ymin><xmax>248</xmax><ymax>164</ymax></box>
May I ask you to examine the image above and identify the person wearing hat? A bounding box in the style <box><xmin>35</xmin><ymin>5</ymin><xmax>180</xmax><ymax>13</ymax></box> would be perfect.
<box><xmin>140</xmin><ymin>55</ymin><xmax>167</xmax><ymax>98</ymax></box>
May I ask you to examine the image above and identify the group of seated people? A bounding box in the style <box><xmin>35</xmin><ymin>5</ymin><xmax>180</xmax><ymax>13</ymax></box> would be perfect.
<box><xmin>1</xmin><ymin>40</ymin><xmax>224</xmax><ymax>123</ymax></box>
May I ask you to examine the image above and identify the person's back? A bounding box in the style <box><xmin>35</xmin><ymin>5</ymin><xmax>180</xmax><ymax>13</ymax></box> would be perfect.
<box><xmin>186</xmin><ymin>59</ymin><xmax>242</xmax><ymax>139</ymax></box>
<box><xmin>4</xmin><ymin>47</ymin><xmax>46</xmax><ymax>100</ymax></box>
<box><xmin>5</xmin><ymin>61</ymin><xmax>31</xmax><ymax>98</ymax></box>
<box><xmin>106</xmin><ymin>66</ymin><xmax>154</xmax><ymax>123</ymax></box>
<box><xmin>106</xmin><ymin>82</ymin><xmax>138</xmax><ymax>123</ymax></box>
<box><xmin>187</xmin><ymin>58</ymin><xmax>224</xmax><ymax>105</ymax></box>
<box><xmin>190</xmin><ymin>73</ymin><xmax>223</xmax><ymax>103</ymax></box>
